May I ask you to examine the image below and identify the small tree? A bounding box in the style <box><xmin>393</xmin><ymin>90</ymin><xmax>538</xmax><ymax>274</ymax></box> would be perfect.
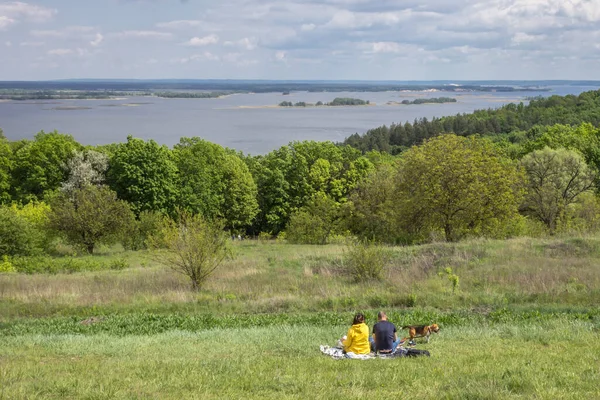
<box><xmin>48</xmin><ymin>185</ymin><xmax>134</xmax><ymax>254</ymax></box>
<box><xmin>149</xmin><ymin>213</ymin><xmax>231</xmax><ymax>290</ymax></box>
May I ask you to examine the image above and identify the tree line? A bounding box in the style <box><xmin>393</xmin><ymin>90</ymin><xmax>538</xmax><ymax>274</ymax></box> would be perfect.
<box><xmin>1</xmin><ymin>89</ymin><xmax>600</xmax><ymax>257</ymax></box>
<box><xmin>344</xmin><ymin>89</ymin><xmax>600</xmax><ymax>154</ymax></box>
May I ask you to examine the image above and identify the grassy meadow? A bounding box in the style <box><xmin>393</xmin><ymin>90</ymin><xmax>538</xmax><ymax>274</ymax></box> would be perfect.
<box><xmin>1</xmin><ymin>236</ymin><xmax>600</xmax><ymax>398</ymax></box>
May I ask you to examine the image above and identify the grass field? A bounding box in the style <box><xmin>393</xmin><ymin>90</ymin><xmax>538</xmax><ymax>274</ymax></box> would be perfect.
<box><xmin>1</xmin><ymin>236</ymin><xmax>600</xmax><ymax>398</ymax></box>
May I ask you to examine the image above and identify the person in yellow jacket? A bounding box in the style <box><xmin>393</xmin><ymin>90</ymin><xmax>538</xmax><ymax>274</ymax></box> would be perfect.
<box><xmin>341</xmin><ymin>313</ymin><xmax>371</xmax><ymax>355</ymax></box>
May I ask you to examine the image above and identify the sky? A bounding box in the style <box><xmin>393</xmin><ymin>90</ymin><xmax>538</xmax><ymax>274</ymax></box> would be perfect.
<box><xmin>1</xmin><ymin>0</ymin><xmax>599</xmax><ymax>80</ymax></box>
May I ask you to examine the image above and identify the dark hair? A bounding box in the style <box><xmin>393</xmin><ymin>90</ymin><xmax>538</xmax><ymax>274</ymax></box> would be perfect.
<box><xmin>353</xmin><ymin>313</ymin><xmax>365</xmax><ymax>325</ymax></box>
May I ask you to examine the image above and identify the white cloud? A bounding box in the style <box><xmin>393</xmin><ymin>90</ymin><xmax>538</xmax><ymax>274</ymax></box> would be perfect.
<box><xmin>156</xmin><ymin>20</ymin><xmax>202</xmax><ymax>29</ymax></box>
<box><xmin>203</xmin><ymin>52</ymin><xmax>220</xmax><ymax>61</ymax></box>
<box><xmin>324</xmin><ymin>9</ymin><xmax>408</xmax><ymax>29</ymax></box>
<box><xmin>185</xmin><ymin>34</ymin><xmax>219</xmax><ymax>46</ymax></box>
<box><xmin>5</xmin><ymin>40</ymin><xmax>12</xmax><ymax>46</ymax></box>
<box><xmin>47</xmin><ymin>48</ymin><xmax>73</xmax><ymax>56</ymax></box>
<box><xmin>116</xmin><ymin>30</ymin><xmax>173</xmax><ymax>39</ymax></box>
<box><xmin>369</xmin><ymin>42</ymin><xmax>405</xmax><ymax>54</ymax></box>
<box><xmin>31</xmin><ymin>26</ymin><xmax>95</xmax><ymax>38</ymax></box>
<box><xmin>275</xmin><ymin>50</ymin><xmax>286</xmax><ymax>60</ymax></box>
<box><xmin>224</xmin><ymin>37</ymin><xmax>257</xmax><ymax>50</ymax></box>
<box><xmin>0</xmin><ymin>2</ymin><xmax>57</xmax><ymax>24</ymax></box>
<box><xmin>20</xmin><ymin>41</ymin><xmax>44</xmax><ymax>46</ymax></box>
<box><xmin>171</xmin><ymin>51</ymin><xmax>221</xmax><ymax>64</ymax></box>
<box><xmin>301</xmin><ymin>23</ymin><xmax>316</xmax><ymax>31</ymax></box>
<box><xmin>90</xmin><ymin>33</ymin><xmax>103</xmax><ymax>47</ymax></box>
<box><xmin>0</xmin><ymin>16</ymin><xmax>16</xmax><ymax>30</ymax></box>
<box><xmin>511</xmin><ymin>32</ymin><xmax>546</xmax><ymax>46</ymax></box>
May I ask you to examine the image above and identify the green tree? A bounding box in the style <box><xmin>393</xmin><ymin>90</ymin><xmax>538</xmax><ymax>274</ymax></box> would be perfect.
<box><xmin>247</xmin><ymin>141</ymin><xmax>373</xmax><ymax>235</ymax></box>
<box><xmin>221</xmin><ymin>153</ymin><xmax>259</xmax><ymax>231</ymax></box>
<box><xmin>522</xmin><ymin>123</ymin><xmax>600</xmax><ymax>171</ymax></box>
<box><xmin>48</xmin><ymin>185</ymin><xmax>135</xmax><ymax>254</ymax></box>
<box><xmin>348</xmin><ymin>163</ymin><xmax>399</xmax><ymax>243</ymax></box>
<box><xmin>149</xmin><ymin>212</ymin><xmax>231</xmax><ymax>291</ymax></box>
<box><xmin>11</xmin><ymin>131</ymin><xmax>81</xmax><ymax>202</ymax></box>
<box><xmin>174</xmin><ymin>138</ymin><xmax>258</xmax><ymax>231</ymax></box>
<box><xmin>520</xmin><ymin>147</ymin><xmax>597</xmax><ymax>233</ymax></box>
<box><xmin>285</xmin><ymin>194</ymin><xmax>344</xmax><ymax>244</ymax></box>
<box><xmin>397</xmin><ymin>135</ymin><xmax>525</xmax><ymax>242</ymax></box>
<box><xmin>107</xmin><ymin>136</ymin><xmax>178</xmax><ymax>216</ymax></box>
<box><xmin>0</xmin><ymin>134</ymin><xmax>12</xmax><ymax>204</ymax></box>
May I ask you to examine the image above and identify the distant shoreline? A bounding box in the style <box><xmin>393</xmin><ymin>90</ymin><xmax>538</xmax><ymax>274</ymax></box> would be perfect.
<box><xmin>236</xmin><ymin>103</ymin><xmax>377</xmax><ymax>109</ymax></box>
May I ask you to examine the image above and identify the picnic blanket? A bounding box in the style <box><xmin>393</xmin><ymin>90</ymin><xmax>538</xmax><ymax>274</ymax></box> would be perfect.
<box><xmin>319</xmin><ymin>345</ymin><xmax>425</xmax><ymax>360</ymax></box>
<box><xmin>320</xmin><ymin>344</ymin><xmax>431</xmax><ymax>360</ymax></box>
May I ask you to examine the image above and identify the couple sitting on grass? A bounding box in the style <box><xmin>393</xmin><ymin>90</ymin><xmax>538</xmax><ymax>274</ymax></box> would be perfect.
<box><xmin>341</xmin><ymin>311</ymin><xmax>403</xmax><ymax>355</ymax></box>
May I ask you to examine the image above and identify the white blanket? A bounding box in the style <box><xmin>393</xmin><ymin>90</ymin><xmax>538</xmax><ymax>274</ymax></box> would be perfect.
<box><xmin>319</xmin><ymin>345</ymin><xmax>374</xmax><ymax>360</ymax></box>
<box><xmin>319</xmin><ymin>345</ymin><xmax>411</xmax><ymax>360</ymax></box>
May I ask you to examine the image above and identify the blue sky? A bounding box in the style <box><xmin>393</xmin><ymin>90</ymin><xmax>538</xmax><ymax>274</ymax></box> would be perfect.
<box><xmin>1</xmin><ymin>0</ymin><xmax>599</xmax><ymax>80</ymax></box>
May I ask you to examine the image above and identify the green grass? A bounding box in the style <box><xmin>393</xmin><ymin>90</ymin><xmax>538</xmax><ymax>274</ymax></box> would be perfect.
<box><xmin>2</xmin><ymin>236</ymin><xmax>600</xmax><ymax>319</ymax></box>
<box><xmin>1</xmin><ymin>320</ymin><xmax>599</xmax><ymax>399</ymax></box>
<box><xmin>2</xmin><ymin>236</ymin><xmax>600</xmax><ymax>398</ymax></box>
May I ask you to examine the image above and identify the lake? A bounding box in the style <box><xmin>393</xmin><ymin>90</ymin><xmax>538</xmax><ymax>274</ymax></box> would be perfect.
<box><xmin>1</xmin><ymin>85</ymin><xmax>598</xmax><ymax>154</ymax></box>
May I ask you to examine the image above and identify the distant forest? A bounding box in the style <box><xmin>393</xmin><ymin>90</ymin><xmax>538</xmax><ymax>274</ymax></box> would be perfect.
<box><xmin>399</xmin><ymin>97</ymin><xmax>457</xmax><ymax>105</ymax></box>
<box><xmin>0</xmin><ymin>80</ymin><xmax>555</xmax><ymax>93</ymax></box>
<box><xmin>279</xmin><ymin>98</ymin><xmax>369</xmax><ymax>107</ymax></box>
<box><xmin>344</xmin><ymin>90</ymin><xmax>600</xmax><ymax>154</ymax></box>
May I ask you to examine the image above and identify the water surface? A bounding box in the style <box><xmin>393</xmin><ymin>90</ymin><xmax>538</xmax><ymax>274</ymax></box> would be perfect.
<box><xmin>1</xmin><ymin>85</ymin><xmax>597</xmax><ymax>154</ymax></box>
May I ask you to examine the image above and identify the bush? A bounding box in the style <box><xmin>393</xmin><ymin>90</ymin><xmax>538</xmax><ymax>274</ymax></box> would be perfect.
<box><xmin>10</xmin><ymin>202</ymin><xmax>55</xmax><ymax>253</ymax></box>
<box><xmin>0</xmin><ymin>207</ymin><xmax>40</xmax><ymax>256</ymax></box>
<box><xmin>344</xmin><ymin>240</ymin><xmax>392</xmax><ymax>282</ymax></box>
<box><xmin>109</xmin><ymin>257</ymin><xmax>129</xmax><ymax>270</ymax></box>
<box><xmin>0</xmin><ymin>255</ymin><xmax>16</xmax><ymax>273</ymax></box>
<box><xmin>285</xmin><ymin>195</ymin><xmax>343</xmax><ymax>245</ymax></box>
<box><xmin>149</xmin><ymin>212</ymin><xmax>231</xmax><ymax>290</ymax></box>
<box><xmin>10</xmin><ymin>256</ymin><xmax>106</xmax><ymax>274</ymax></box>
<box><xmin>123</xmin><ymin>210</ymin><xmax>170</xmax><ymax>250</ymax></box>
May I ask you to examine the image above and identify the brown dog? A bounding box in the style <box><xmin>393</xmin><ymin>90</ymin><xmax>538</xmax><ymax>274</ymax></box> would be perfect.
<box><xmin>402</xmin><ymin>324</ymin><xmax>440</xmax><ymax>343</ymax></box>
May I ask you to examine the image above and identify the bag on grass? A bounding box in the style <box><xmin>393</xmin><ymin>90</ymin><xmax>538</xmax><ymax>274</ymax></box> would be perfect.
<box><xmin>404</xmin><ymin>348</ymin><xmax>430</xmax><ymax>358</ymax></box>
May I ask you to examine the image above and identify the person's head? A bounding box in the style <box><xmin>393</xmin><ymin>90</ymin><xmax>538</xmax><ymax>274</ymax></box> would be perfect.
<box><xmin>377</xmin><ymin>311</ymin><xmax>387</xmax><ymax>321</ymax></box>
<box><xmin>352</xmin><ymin>312</ymin><xmax>365</xmax><ymax>325</ymax></box>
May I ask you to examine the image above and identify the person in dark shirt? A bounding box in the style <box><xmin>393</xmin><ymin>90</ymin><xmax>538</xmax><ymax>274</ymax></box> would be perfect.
<box><xmin>370</xmin><ymin>311</ymin><xmax>401</xmax><ymax>353</ymax></box>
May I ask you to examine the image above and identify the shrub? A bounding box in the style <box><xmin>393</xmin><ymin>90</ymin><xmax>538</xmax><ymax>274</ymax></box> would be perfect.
<box><xmin>344</xmin><ymin>240</ymin><xmax>392</xmax><ymax>282</ymax></box>
<box><xmin>0</xmin><ymin>255</ymin><xmax>16</xmax><ymax>273</ymax></box>
<box><xmin>258</xmin><ymin>232</ymin><xmax>273</xmax><ymax>242</ymax></box>
<box><xmin>149</xmin><ymin>212</ymin><xmax>231</xmax><ymax>291</ymax></box>
<box><xmin>109</xmin><ymin>257</ymin><xmax>129</xmax><ymax>270</ymax></box>
<box><xmin>0</xmin><ymin>207</ymin><xmax>39</xmax><ymax>256</ymax></box>
<box><xmin>285</xmin><ymin>195</ymin><xmax>342</xmax><ymax>245</ymax></box>
<box><xmin>123</xmin><ymin>210</ymin><xmax>170</xmax><ymax>250</ymax></box>
<box><xmin>10</xmin><ymin>202</ymin><xmax>55</xmax><ymax>253</ymax></box>
<box><xmin>10</xmin><ymin>256</ymin><xmax>105</xmax><ymax>274</ymax></box>
<box><xmin>439</xmin><ymin>267</ymin><xmax>460</xmax><ymax>293</ymax></box>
